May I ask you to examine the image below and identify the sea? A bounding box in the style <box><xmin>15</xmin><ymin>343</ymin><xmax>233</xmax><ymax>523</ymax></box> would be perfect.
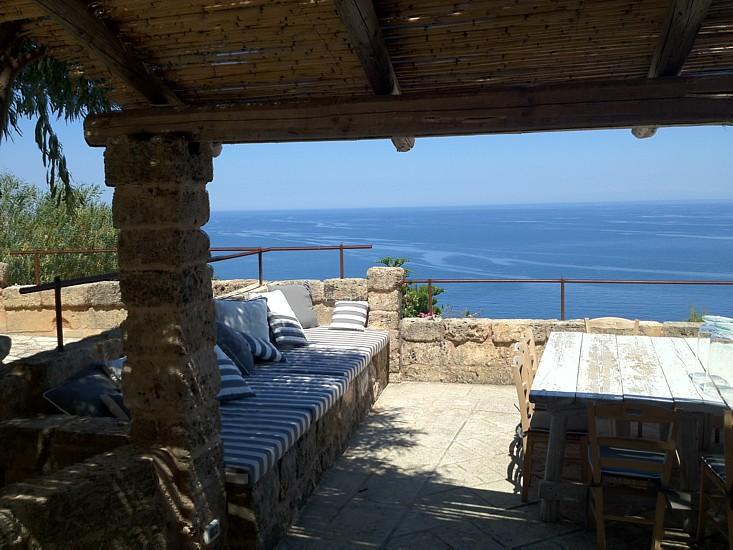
<box><xmin>204</xmin><ymin>201</ymin><xmax>733</xmax><ymax>321</ymax></box>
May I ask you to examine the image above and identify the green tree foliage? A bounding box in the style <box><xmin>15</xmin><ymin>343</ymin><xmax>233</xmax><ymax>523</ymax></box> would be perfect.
<box><xmin>1</xmin><ymin>24</ymin><xmax>112</xmax><ymax>200</ymax></box>
<box><xmin>377</xmin><ymin>257</ymin><xmax>443</xmax><ymax>317</ymax></box>
<box><xmin>0</xmin><ymin>172</ymin><xmax>117</xmax><ymax>284</ymax></box>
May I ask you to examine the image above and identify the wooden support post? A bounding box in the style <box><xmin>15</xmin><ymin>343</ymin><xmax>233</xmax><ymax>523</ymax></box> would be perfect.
<box><xmin>633</xmin><ymin>0</ymin><xmax>712</xmax><ymax>138</ymax></box>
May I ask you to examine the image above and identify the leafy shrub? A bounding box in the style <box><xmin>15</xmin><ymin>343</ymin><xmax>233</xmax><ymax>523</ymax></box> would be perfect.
<box><xmin>0</xmin><ymin>172</ymin><xmax>118</xmax><ymax>284</ymax></box>
<box><xmin>688</xmin><ymin>305</ymin><xmax>706</xmax><ymax>323</ymax></box>
<box><xmin>377</xmin><ymin>256</ymin><xmax>443</xmax><ymax>317</ymax></box>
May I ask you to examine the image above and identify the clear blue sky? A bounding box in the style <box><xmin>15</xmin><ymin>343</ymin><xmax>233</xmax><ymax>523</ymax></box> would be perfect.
<box><xmin>1</xmin><ymin>117</ymin><xmax>731</xmax><ymax>209</ymax></box>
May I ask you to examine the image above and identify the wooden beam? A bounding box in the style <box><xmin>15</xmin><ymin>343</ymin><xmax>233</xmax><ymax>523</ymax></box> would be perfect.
<box><xmin>30</xmin><ymin>0</ymin><xmax>181</xmax><ymax>106</ymax></box>
<box><xmin>633</xmin><ymin>0</ymin><xmax>712</xmax><ymax>138</ymax></box>
<box><xmin>84</xmin><ymin>75</ymin><xmax>733</xmax><ymax>147</ymax></box>
<box><xmin>334</xmin><ymin>0</ymin><xmax>414</xmax><ymax>152</ymax></box>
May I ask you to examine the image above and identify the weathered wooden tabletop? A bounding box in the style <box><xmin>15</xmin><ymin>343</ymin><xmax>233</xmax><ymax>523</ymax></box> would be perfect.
<box><xmin>531</xmin><ymin>332</ymin><xmax>727</xmax><ymax>413</ymax></box>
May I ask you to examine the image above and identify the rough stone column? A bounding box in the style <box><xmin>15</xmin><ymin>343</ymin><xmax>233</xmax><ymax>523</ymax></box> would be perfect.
<box><xmin>105</xmin><ymin>136</ymin><xmax>224</xmax><ymax>547</ymax></box>
<box><xmin>367</xmin><ymin>267</ymin><xmax>405</xmax><ymax>380</ymax></box>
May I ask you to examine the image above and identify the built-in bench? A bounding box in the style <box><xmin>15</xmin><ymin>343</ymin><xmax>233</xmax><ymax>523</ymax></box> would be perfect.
<box><xmin>223</xmin><ymin>326</ymin><xmax>390</xmax><ymax>548</ymax></box>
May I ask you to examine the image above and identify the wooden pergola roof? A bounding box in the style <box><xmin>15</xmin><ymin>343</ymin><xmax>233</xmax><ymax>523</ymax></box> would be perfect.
<box><xmin>4</xmin><ymin>0</ymin><xmax>733</xmax><ymax>145</ymax></box>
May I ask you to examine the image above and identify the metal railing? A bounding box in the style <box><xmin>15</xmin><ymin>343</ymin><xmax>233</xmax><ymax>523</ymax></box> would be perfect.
<box><xmin>8</xmin><ymin>248</ymin><xmax>116</xmax><ymax>285</ymax></box>
<box><xmin>405</xmin><ymin>277</ymin><xmax>733</xmax><ymax>319</ymax></box>
<box><xmin>13</xmin><ymin>244</ymin><xmax>373</xmax><ymax>351</ymax></box>
<box><xmin>8</xmin><ymin>244</ymin><xmax>372</xmax><ymax>286</ymax></box>
<box><xmin>208</xmin><ymin>244</ymin><xmax>373</xmax><ymax>284</ymax></box>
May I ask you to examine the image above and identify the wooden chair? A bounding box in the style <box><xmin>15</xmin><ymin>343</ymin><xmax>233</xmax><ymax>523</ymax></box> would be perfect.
<box><xmin>585</xmin><ymin>317</ymin><xmax>640</xmax><ymax>334</ymax></box>
<box><xmin>697</xmin><ymin>409</ymin><xmax>733</xmax><ymax>548</ymax></box>
<box><xmin>587</xmin><ymin>403</ymin><xmax>678</xmax><ymax>550</ymax></box>
<box><xmin>511</xmin><ymin>329</ymin><xmax>588</xmax><ymax>502</ymax></box>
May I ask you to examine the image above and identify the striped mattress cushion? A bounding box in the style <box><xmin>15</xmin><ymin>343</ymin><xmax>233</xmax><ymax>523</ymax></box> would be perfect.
<box><xmin>221</xmin><ymin>327</ymin><xmax>389</xmax><ymax>487</ymax></box>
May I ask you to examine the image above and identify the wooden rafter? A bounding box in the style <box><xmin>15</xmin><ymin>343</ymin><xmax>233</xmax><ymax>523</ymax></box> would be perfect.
<box><xmin>84</xmin><ymin>75</ymin><xmax>733</xmax><ymax>146</ymax></box>
<box><xmin>335</xmin><ymin>0</ymin><xmax>414</xmax><ymax>152</ymax></box>
<box><xmin>29</xmin><ymin>0</ymin><xmax>182</xmax><ymax>106</ymax></box>
<box><xmin>633</xmin><ymin>0</ymin><xmax>712</xmax><ymax>138</ymax></box>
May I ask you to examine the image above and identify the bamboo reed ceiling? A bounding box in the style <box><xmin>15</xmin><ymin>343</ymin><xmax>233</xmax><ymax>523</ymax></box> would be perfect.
<box><xmin>4</xmin><ymin>0</ymin><xmax>733</xmax><ymax>109</ymax></box>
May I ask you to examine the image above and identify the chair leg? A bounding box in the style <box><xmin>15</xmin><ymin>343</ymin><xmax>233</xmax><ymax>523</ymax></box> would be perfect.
<box><xmin>697</xmin><ymin>467</ymin><xmax>708</xmax><ymax>541</ymax></box>
<box><xmin>521</xmin><ymin>434</ymin><xmax>533</xmax><ymax>502</ymax></box>
<box><xmin>591</xmin><ymin>486</ymin><xmax>607</xmax><ymax>550</ymax></box>
<box><xmin>651</xmin><ymin>492</ymin><xmax>666</xmax><ymax>550</ymax></box>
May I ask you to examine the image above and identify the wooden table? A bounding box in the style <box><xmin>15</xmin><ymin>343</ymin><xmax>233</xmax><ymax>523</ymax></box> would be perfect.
<box><xmin>530</xmin><ymin>332</ymin><xmax>727</xmax><ymax>522</ymax></box>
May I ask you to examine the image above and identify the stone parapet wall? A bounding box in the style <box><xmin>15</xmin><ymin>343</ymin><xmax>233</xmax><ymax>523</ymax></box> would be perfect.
<box><xmin>400</xmin><ymin>318</ymin><xmax>700</xmax><ymax>384</ymax></box>
<box><xmin>0</xmin><ymin>281</ymin><xmax>126</xmax><ymax>334</ymax></box>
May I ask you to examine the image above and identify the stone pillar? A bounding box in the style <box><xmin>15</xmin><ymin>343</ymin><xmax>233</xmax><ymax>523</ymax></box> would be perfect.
<box><xmin>367</xmin><ymin>267</ymin><xmax>405</xmax><ymax>380</ymax></box>
<box><xmin>105</xmin><ymin>136</ymin><xmax>224</xmax><ymax>547</ymax></box>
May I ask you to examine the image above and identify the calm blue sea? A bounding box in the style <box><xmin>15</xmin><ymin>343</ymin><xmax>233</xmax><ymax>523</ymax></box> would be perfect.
<box><xmin>205</xmin><ymin>202</ymin><xmax>733</xmax><ymax>321</ymax></box>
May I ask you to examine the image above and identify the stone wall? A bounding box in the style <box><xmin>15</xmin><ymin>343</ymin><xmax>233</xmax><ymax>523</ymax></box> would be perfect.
<box><xmin>0</xmin><ymin>446</ymin><xmax>170</xmax><ymax>548</ymax></box>
<box><xmin>399</xmin><ymin>317</ymin><xmax>700</xmax><ymax>384</ymax></box>
<box><xmin>0</xmin><ymin>416</ymin><xmax>129</xmax><ymax>487</ymax></box>
<box><xmin>0</xmin><ymin>281</ymin><xmax>126</xmax><ymax>334</ymax></box>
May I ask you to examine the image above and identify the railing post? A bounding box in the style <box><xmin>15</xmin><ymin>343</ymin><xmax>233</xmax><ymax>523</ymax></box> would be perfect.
<box><xmin>339</xmin><ymin>243</ymin><xmax>345</xmax><ymax>279</ymax></box>
<box><xmin>560</xmin><ymin>278</ymin><xmax>566</xmax><ymax>321</ymax></box>
<box><xmin>427</xmin><ymin>279</ymin><xmax>434</xmax><ymax>317</ymax></box>
<box><xmin>258</xmin><ymin>249</ymin><xmax>264</xmax><ymax>286</ymax></box>
<box><xmin>34</xmin><ymin>252</ymin><xmax>41</xmax><ymax>285</ymax></box>
<box><xmin>54</xmin><ymin>276</ymin><xmax>64</xmax><ymax>352</ymax></box>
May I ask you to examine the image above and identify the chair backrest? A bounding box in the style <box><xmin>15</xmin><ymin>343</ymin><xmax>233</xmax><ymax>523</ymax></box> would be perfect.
<box><xmin>587</xmin><ymin>403</ymin><xmax>677</xmax><ymax>486</ymax></box>
<box><xmin>512</xmin><ymin>329</ymin><xmax>538</xmax><ymax>433</ymax></box>
<box><xmin>585</xmin><ymin>317</ymin><xmax>640</xmax><ymax>335</ymax></box>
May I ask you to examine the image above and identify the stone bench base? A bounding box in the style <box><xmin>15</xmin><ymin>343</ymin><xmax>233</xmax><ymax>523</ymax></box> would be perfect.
<box><xmin>226</xmin><ymin>345</ymin><xmax>389</xmax><ymax>549</ymax></box>
<box><xmin>0</xmin><ymin>415</ymin><xmax>129</xmax><ymax>487</ymax></box>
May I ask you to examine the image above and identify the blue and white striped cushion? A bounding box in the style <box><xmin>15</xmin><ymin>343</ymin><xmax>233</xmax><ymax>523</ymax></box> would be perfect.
<box><xmin>329</xmin><ymin>301</ymin><xmax>369</xmax><ymax>331</ymax></box>
<box><xmin>241</xmin><ymin>333</ymin><xmax>285</xmax><ymax>363</ymax></box>
<box><xmin>216</xmin><ymin>345</ymin><xmax>256</xmax><ymax>401</ymax></box>
<box><xmin>268</xmin><ymin>312</ymin><xmax>308</xmax><ymax>347</ymax></box>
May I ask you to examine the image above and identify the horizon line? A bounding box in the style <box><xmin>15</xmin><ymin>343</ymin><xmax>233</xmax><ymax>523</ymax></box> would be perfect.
<box><xmin>210</xmin><ymin>196</ymin><xmax>733</xmax><ymax>213</ymax></box>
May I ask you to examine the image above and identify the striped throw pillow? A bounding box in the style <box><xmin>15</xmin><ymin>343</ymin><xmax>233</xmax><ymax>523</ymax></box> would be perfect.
<box><xmin>261</xmin><ymin>290</ymin><xmax>308</xmax><ymax>347</ymax></box>
<box><xmin>241</xmin><ymin>333</ymin><xmax>286</xmax><ymax>363</ymax></box>
<box><xmin>329</xmin><ymin>301</ymin><xmax>369</xmax><ymax>331</ymax></box>
<box><xmin>215</xmin><ymin>345</ymin><xmax>256</xmax><ymax>401</ymax></box>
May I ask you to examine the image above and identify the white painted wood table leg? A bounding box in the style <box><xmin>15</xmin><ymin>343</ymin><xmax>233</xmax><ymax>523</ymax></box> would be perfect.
<box><xmin>540</xmin><ymin>408</ymin><xmax>569</xmax><ymax>522</ymax></box>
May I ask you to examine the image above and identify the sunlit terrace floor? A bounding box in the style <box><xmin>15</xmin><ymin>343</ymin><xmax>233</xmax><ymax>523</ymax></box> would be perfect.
<box><xmin>278</xmin><ymin>383</ymin><xmax>723</xmax><ymax>550</ymax></box>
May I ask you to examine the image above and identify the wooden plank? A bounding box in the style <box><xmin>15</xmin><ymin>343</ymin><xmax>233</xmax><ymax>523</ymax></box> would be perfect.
<box><xmin>30</xmin><ymin>0</ymin><xmax>181</xmax><ymax>106</ymax></box>
<box><xmin>84</xmin><ymin>74</ymin><xmax>733</xmax><ymax>146</ymax></box>
<box><xmin>651</xmin><ymin>337</ymin><xmax>710</xmax><ymax>410</ymax></box>
<box><xmin>530</xmin><ymin>332</ymin><xmax>583</xmax><ymax>405</ymax></box>
<box><xmin>649</xmin><ymin>0</ymin><xmax>713</xmax><ymax>78</ymax></box>
<box><xmin>576</xmin><ymin>334</ymin><xmax>622</xmax><ymax>402</ymax></box>
<box><xmin>333</xmin><ymin>0</ymin><xmax>415</xmax><ymax>152</ymax></box>
<box><xmin>632</xmin><ymin>0</ymin><xmax>712</xmax><ymax>137</ymax></box>
<box><xmin>617</xmin><ymin>335</ymin><xmax>673</xmax><ymax>404</ymax></box>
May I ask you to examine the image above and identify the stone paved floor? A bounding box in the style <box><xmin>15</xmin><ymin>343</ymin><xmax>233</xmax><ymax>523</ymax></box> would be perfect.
<box><xmin>278</xmin><ymin>383</ymin><xmax>721</xmax><ymax>549</ymax></box>
<box><xmin>0</xmin><ymin>332</ymin><xmax>80</xmax><ymax>363</ymax></box>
